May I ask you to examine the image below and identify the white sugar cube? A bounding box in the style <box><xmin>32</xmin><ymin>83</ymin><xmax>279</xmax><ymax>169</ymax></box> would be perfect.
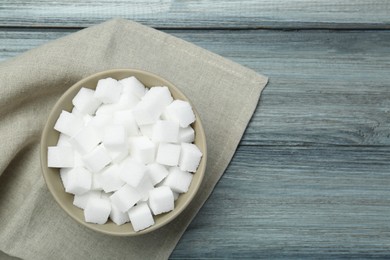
<box><xmin>110</xmin><ymin>203</ymin><xmax>130</xmax><ymax>225</ymax></box>
<box><xmin>54</xmin><ymin>110</ymin><xmax>84</xmax><ymax>136</ymax></box>
<box><xmin>95</xmin><ymin>103</ymin><xmax>120</xmax><ymax>116</ymax></box>
<box><xmin>152</xmin><ymin>120</ymin><xmax>179</xmax><ymax>143</ymax></box>
<box><xmin>56</xmin><ymin>133</ymin><xmax>71</xmax><ymax>147</ymax></box>
<box><xmin>148</xmin><ymin>186</ymin><xmax>174</xmax><ymax>215</ymax></box>
<box><xmin>132</xmin><ymin>87</ymin><xmax>173</xmax><ymax>126</ymax></box>
<box><xmin>72</xmin><ymin>87</ymin><xmax>102</xmax><ymax>115</ymax></box>
<box><xmin>129</xmin><ymin>136</ymin><xmax>156</xmax><ymax>164</ymax></box>
<box><xmin>65</xmin><ymin>167</ymin><xmax>92</xmax><ymax>195</ymax></box>
<box><xmin>48</xmin><ymin>146</ymin><xmax>74</xmax><ymax>168</ymax></box>
<box><xmin>83</xmin><ymin>114</ymin><xmax>93</xmax><ymax>125</ymax></box>
<box><xmin>142</xmin><ymin>86</ymin><xmax>173</xmax><ymax>108</ymax></box>
<box><xmin>165</xmin><ymin>100</ymin><xmax>195</xmax><ymax>128</ymax></box>
<box><xmin>71</xmin><ymin>107</ymin><xmax>84</xmax><ymax>118</ymax></box>
<box><xmin>139</xmin><ymin>124</ymin><xmax>153</xmax><ymax>139</ymax></box>
<box><xmin>59</xmin><ymin>168</ymin><xmax>71</xmax><ymax>189</ymax></box>
<box><xmin>178</xmin><ymin>126</ymin><xmax>195</xmax><ymax>143</ymax></box>
<box><xmin>106</xmin><ymin>145</ymin><xmax>128</xmax><ymax>164</ymax></box>
<box><xmin>69</xmin><ymin>126</ymin><xmax>101</xmax><ymax>154</ymax></box>
<box><xmin>146</xmin><ymin>163</ymin><xmax>169</xmax><ymax>185</ymax></box>
<box><xmin>156</xmin><ymin>143</ymin><xmax>181</xmax><ymax>166</ymax></box>
<box><xmin>91</xmin><ymin>172</ymin><xmax>104</xmax><ymax>191</ymax></box>
<box><xmin>86</xmin><ymin>114</ymin><xmax>112</xmax><ymax>139</ymax></box>
<box><xmin>128</xmin><ymin>202</ymin><xmax>155</xmax><ymax>232</ymax></box>
<box><xmin>110</xmin><ymin>185</ymin><xmax>141</xmax><ymax>212</ymax></box>
<box><xmin>173</xmin><ymin>191</ymin><xmax>179</xmax><ymax>201</ymax></box>
<box><xmin>113</xmin><ymin>110</ymin><xmax>140</xmax><ymax>136</ymax></box>
<box><xmin>82</xmin><ymin>144</ymin><xmax>112</xmax><ymax>173</ymax></box>
<box><xmin>100</xmin><ymin>164</ymin><xmax>125</xmax><ymax>193</ymax></box>
<box><xmin>94</xmin><ymin>77</ymin><xmax>122</xmax><ymax>104</ymax></box>
<box><xmin>162</xmin><ymin>167</ymin><xmax>193</xmax><ymax>193</ymax></box>
<box><xmin>73</xmin><ymin>190</ymin><xmax>101</xmax><ymax>209</ymax></box>
<box><xmin>135</xmin><ymin>175</ymin><xmax>154</xmax><ymax>201</ymax></box>
<box><xmin>118</xmin><ymin>89</ymin><xmax>140</xmax><ymax>109</ymax></box>
<box><xmin>120</xmin><ymin>76</ymin><xmax>146</xmax><ymax>99</ymax></box>
<box><xmin>179</xmin><ymin>143</ymin><xmax>203</xmax><ymax>172</ymax></box>
<box><xmin>119</xmin><ymin>158</ymin><xmax>146</xmax><ymax>187</ymax></box>
<box><xmin>103</xmin><ymin>125</ymin><xmax>127</xmax><ymax>150</ymax></box>
<box><xmin>73</xmin><ymin>150</ymin><xmax>85</xmax><ymax>167</ymax></box>
<box><xmin>84</xmin><ymin>196</ymin><xmax>111</xmax><ymax>224</ymax></box>
<box><xmin>132</xmin><ymin>102</ymin><xmax>161</xmax><ymax>126</ymax></box>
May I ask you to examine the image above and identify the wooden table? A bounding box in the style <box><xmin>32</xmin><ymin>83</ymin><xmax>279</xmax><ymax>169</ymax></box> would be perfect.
<box><xmin>1</xmin><ymin>1</ymin><xmax>390</xmax><ymax>258</ymax></box>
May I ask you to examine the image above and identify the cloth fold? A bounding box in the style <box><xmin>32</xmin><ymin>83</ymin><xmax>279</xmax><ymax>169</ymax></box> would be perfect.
<box><xmin>0</xmin><ymin>19</ymin><xmax>268</xmax><ymax>259</ymax></box>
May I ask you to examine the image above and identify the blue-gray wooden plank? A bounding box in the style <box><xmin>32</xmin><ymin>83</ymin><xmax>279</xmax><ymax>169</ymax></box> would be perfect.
<box><xmin>1</xmin><ymin>29</ymin><xmax>390</xmax><ymax>146</ymax></box>
<box><xmin>0</xmin><ymin>28</ymin><xmax>389</xmax><ymax>258</ymax></box>
<box><xmin>0</xmin><ymin>1</ymin><xmax>389</xmax><ymax>29</ymax></box>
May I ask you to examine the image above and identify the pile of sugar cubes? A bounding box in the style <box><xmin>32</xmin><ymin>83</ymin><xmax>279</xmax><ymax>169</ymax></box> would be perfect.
<box><xmin>47</xmin><ymin>76</ymin><xmax>203</xmax><ymax>232</ymax></box>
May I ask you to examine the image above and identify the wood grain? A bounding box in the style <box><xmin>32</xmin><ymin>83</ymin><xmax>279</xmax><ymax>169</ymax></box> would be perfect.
<box><xmin>173</xmin><ymin>145</ymin><xmax>390</xmax><ymax>258</ymax></box>
<box><xmin>0</xmin><ymin>28</ymin><xmax>389</xmax><ymax>258</ymax></box>
<box><xmin>0</xmin><ymin>0</ymin><xmax>389</xmax><ymax>29</ymax></box>
<box><xmin>2</xmin><ymin>29</ymin><xmax>390</xmax><ymax>146</ymax></box>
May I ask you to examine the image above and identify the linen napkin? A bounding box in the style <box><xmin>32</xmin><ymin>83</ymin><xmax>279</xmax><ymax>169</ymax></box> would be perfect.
<box><xmin>0</xmin><ymin>19</ymin><xmax>268</xmax><ymax>259</ymax></box>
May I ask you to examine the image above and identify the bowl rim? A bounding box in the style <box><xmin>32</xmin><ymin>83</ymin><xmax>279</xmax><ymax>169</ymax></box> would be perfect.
<box><xmin>40</xmin><ymin>68</ymin><xmax>207</xmax><ymax>236</ymax></box>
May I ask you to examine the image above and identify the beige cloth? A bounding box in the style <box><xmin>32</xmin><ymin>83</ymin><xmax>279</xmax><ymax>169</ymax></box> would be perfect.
<box><xmin>0</xmin><ymin>19</ymin><xmax>268</xmax><ymax>260</ymax></box>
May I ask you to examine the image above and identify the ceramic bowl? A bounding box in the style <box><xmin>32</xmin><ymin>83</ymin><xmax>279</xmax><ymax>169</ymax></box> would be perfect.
<box><xmin>40</xmin><ymin>69</ymin><xmax>207</xmax><ymax>236</ymax></box>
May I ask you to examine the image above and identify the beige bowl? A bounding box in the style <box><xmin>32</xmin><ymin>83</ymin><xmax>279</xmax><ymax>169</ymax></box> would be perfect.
<box><xmin>40</xmin><ymin>69</ymin><xmax>207</xmax><ymax>236</ymax></box>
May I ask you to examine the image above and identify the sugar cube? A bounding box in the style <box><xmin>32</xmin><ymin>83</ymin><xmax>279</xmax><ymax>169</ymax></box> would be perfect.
<box><xmin>113</xmin><ymin>110</ymin><xmax>140</xmax><ymax>136</ymax></box>
<box><xmin>135</xmin><ymin>175</ymin><xmax>154</xmax><ymax>201</ymax></box>
<box><xmin>91</xmin><ymin>172</ymin><xmax>104</xmax><ymax>191</ymax></box>
<box><xmin>54</xmin><ymin>110</ymin><xmax>84</xmax><ymax>136</ymax></box>
<box><xmin>173</xmin><ymin>191</ymin><xmax>179</xmax><ymax>201</ymax></box>
<box><xmin>84</xmin><ymin>196</ymin><xmax>111</xmax><ymax>224</ymax></box>
<box><xmin>162</xmin><ymin>167</ymin><xmax>193</xmax><ymax>193</ymax></box>
<box><xmin>139</xmin><ymin>124</ymin><xmax>153</xmax><ymax>139</ymax></box>
<box><xmin>56</xmin><ymin>133</ymin><xmax>71</xmax><ymax>147</ymax></box>
<box><xmin>69</xmin><ymin>126</ymin><xmax>101</xmax><ymax>154</ymax></box>
<box><xmin>120</xmin><ymin>76</ymin><xmax>146</xmax><ymax>99</ymax></box>
<box><xmin>132</xmin><ymin>87</ymin><xmax>173</xmax><ymax>126</ymax></box>
<box><xmin>106</xmin><ymin>145</ymin><xmax>128</xmax><ymax>164</ymax></box>
<box><xmin>110</xmin><ymin>185</ymin><xmax>141</xmax><ymax>212</ymax></box>
<box><xmin>179</xmin><ymin>143</ymin><xmax>203</xmax><ymax>172</ymax></box>
<box><xmin>110</xmin><ymin>203</ymin><xmax>130</xmax><ymax>225</ymax></box>
<box><xmin>82</xmin><ymin>144</ymin><xmax>112</xmax><ymax>173</ymax></box>
<box><xmin>73</xmin><ymin>190</ymin><xmax>101</xmax><ymax>209</ymax></box>
<box><xmin>95</xmin><ymin>103</ymin><xmax>120</xmax><ymax>116</ymax></box>
<box><xmin>146</xmin><ymin>163</ymin><xmax>169</xmax><ymax>185</ymax></box>
<box><xmin>59</xmin><ymin>168</ymin><xmax>71</xmax><ymax>189</ymax></box>
<box><xmin>165</xmin><ymin>100</ymin><xmax>195</xmax><ymax>128</ymax></box>
<box><xmin>148</xmin><ymin>186</ymin><xmax>174</xmax><ymax>215</ymax></box>
<box><xmin>83</xmin><ymin>114</ymin><xmax>93</xmax><ymax>125</ymax></box>
<box><xmin>73</xmin><ymin>150</ymin><xmax>85</xmax><ymax>167</ymax></box>
<box><xmin>48</xmin><ymin>146</ymin><xmax>74</xmax><ymax>168</ymax></box>
<box><xmin>118</xmin><ymin>89</ymin><xmax>140</xmax><ymax>109</ymax></box>
<box><xmin>71</xmin><ymin>107</ymin><xmax>84</xmax><ymax>118</ymax></box>
<box><xmin>94</xmin><ymin>77</ymin><xmax>122</xmax><ymax>104</ymax></box>
<box><xmin>72</xmin><ymin>87</ymin><xmax>102</xmax><ymax>115</ymax></box>
<box><xmin>86</xmin><ymin>114</ymin><xmax>112</xmax><ymax>139</ymax></box>
<box><xmin>132</xmin><ymin>102</ymin><xmax>161</xmax><ymax>126</ymax></box>
<box><xmin>100</xmin><ymin>164</ymin><xmax>125</xmax><ymax>193</ymax></box>
<box><xmin>119</xmin><ymin>158</ymin><xmax>146</xmax><ymax>187</ymax></box>
<box><xmin>129</xmin><ymin>136</ymin><xmax>156</xmax><ymax>164</ymax></box>
<box><xmin>178</xmin><ymin>126</ymin><xmax>195</xmax><ymax>143</ymax></box>
<box><xmin>65</xmin><ymin>167</ymin><xmax>92</xmax><ymax>195</ymax></box>
<box><xmin>142</xmin><ymin>87</ymin><xmax>173</xmax><ymax>109</ymax></box>
<box><xmin>103</xmin><ymin>125</ymin><xmax>127</xmax><ymax>150</ymax></box>
<box><xmin>152</xmin><ymin>120</ymin><xmax>179</xmax><ymax>143</ymax></box>
<box><xmin>156</xmin><ymin>143</ymin><xmax>181</xmax><ymax>166</ymax></box>
<box><xmin>128</xmin><ymin>202</ymin><xmax>155</xmax><ymax>232</ymax></box>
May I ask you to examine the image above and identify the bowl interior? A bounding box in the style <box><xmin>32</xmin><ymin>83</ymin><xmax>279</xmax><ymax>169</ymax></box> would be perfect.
<box><xmin>40</xmin><ymin>69</ymin><xmax>207</xmax><ymax>236</ymax></box>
